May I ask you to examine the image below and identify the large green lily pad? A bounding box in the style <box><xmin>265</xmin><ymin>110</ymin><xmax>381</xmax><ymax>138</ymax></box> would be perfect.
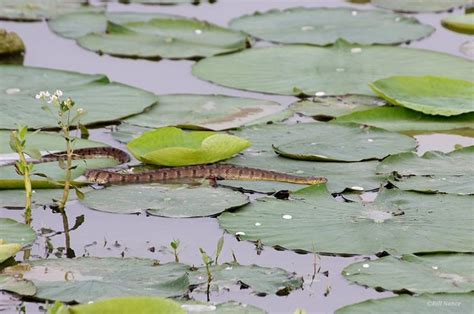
<box><xmin>230</xmin><ymin>7</ymin><xmax>434</xmax><ymax>46</ymax></box>
<box><xmin>343</xmin><ymin>254</ymin><xmax>474</xmax><ymax>294</ymax></box>
<box><xmin>389</xmin><ymin>175</ymin><xmax>473</xmax><ymax>195</ymax></box>
<box><xmin>127</xmin><ymin>127</ymin><xmax>250</xmax><ymax>166</ymax></box>
<box><xmin>11</xmin><ymin>258</ymin><xmax>190</xmax><ymax>303</ymax></box>
<box><xmin>218</xmin><ymin>185</ymin><xmax>474</xmax><ymax>255</ymax></box>
<box><xmin>0</xmin><ymin>275</ymin><xmax>36</xmax><ymax>296</ymax></box>
<box><xmin>51</xmin><ymin>12</ymin><xmax>248</xmax><ymax>59</ymax></box>
<box><xmin>0</xmin><ymin>189</ymin><xmax>73</xmax><ymax>208</ymax></box>
<box><xmin>0</xmin><ymin>0</ymin><xmax>104</xmax><ymax>21</ymax></box>
<box><xmin>269</xmin><ymin>123</ymin><xmax>416</xmax><ymax>162</ymax></box>
<box><xmin>371</xmin><ymin>0</ymin><xmax>471</xmax><ymax>13</ymax></box>
<box><xmin>289</xmin><ymin>95</ymin><xmax>386</xmax><ymax>119</ymax></box>
<box><xmin>335</xmin><ymin>106</ymin><xmax>474</xmax><ymax>133</ymax></box>
<box><xmin>52</xmin><ymin>297</ymin><xmax>185</xmax><ymax>314</ymax></box>
<box><xmin>370</xmin><ymin>76</ymin><xmax>474</xmax><ymax>117</ymax></box>
<box><xmin>124</xmin><ymin>94</ymin><xmax>287</xmax><ymax>131</ymax></box>
<box><xmin>0</xmin><ymin>66</ymin><xmax>157</xmax><ymax>129</ymax></box>
<box><xmin>377</xmin><ymin>146</ymin><xmax>474</xmax><ymax>176</ymax></box>
<box><xmin>0</xmin><ymin>218</ymin><xmax>35</xmax><ymax>246</ymax></box>
<box><xmin>81</xmin><ymin>183</ymin><xmax>249</xmax><ymax>217</ymax></box>
<box><xmin>336</xmin><ymin>293</ymin><xmax>474</xmax><ymax>313</ymax></box>
<box><xmin>48</xmin><ymin>12</ymin><xmax>180</xmax><ymax>39</ymax></box>
<box><xmin>192</xmin><ymin>41</ymin><xmax>473</xmax><ymax>96</ymax></box>
<box><xmin>442</xmin><ymin>14</ymin><xmax>474</xmax><ymax>35</ymax></box>
<box><xmin>189</xmin><ymin>262</ymin><xmax>303</xmax><ymax>296</ymax></box>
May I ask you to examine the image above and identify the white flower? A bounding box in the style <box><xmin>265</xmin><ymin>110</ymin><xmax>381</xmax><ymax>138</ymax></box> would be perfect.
<box><xmin>35</xmin><ymin>91</ymin><xmax>50</xmax><ymax>100</ymax></box>
<box><xmin>54</xmin><ymin>90</ymin><xmax>63</xmax><ymax>97</ymax></box>
<box><xmin>47</xmin><ymin>95</ymin><xmax>59</xmax><ymax>104</ymax></box>
<box><xmin>77</xmin><ymin>107</ymin><xmax>84</xmax><ymax>114</ymax></box>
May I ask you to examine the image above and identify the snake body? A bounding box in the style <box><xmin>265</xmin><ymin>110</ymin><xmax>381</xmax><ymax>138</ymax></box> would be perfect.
<box><xmin>39</xmin><ymin>147</ymin><xmax>327</xmax><ymax>185</ymax></box>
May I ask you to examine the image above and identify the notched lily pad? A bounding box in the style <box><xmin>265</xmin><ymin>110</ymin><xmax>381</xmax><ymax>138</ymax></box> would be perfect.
<box><xmin>230</xmin><ymin>7</ymin><xmax>434</xmax><ymax>46</ymax></box>
<box><xmin>189</xmin><ymin>262</ymin><xmax>303</xmax><ymax>296</ymax></box>
<box><xmin>336</xmin><ymin>293</ymin><xmax>474</xmax><ymax>313</ymax></box>
<box><xmin>389</xmin><ymin>175</ymin><xmax>473</xmax><ymax>195</ymax></box>
<box><xmin>343</xmin><ymin>254</ymin><xmax>474</xmax><ymax>294</ymax></box>
<box><xmin>370</xmin><ymin>76</ymin><xmax>474</xmax><ymax>117</ymax></box>
<box><xmin>0</xmin><ymin>218</ymin><xmax>36</xmax><ymax>247</ymax></box>
<box><xmin>289</xmin><ymin>95</ymin><xmax>386</xmax><ymax>120</ymax></box>
<box><xmin>0</xmin><ymin>275</ymin><xmax>36</xmax><ymax>296</ymax></box>
<box><xmin>127</xmin><ymin>127</ymin><xmax>251</xmax><ymax>166</ymax></box>
<box><xmin>81</xmin><ymin>183</ymin><xmax>249</xmax><ymax>218</ymax></box>
<box><xmin>218</xmin><ymin>185</ymin><xmax>473</xmax><ymax>255</ymax></box>
<box><xmin>0</xmin><ymin>66</ymin><xmax>157</xmax><ymax>129</ymax></box>
<box><xmin>124</xmin><ymin>94</ymin><xmax>288</xmax><ymax>131</ymax></box>
<box><xmin>192</xmin><ymin>41</ymin><xmax>473</xmax><ymax>96</ymax></box>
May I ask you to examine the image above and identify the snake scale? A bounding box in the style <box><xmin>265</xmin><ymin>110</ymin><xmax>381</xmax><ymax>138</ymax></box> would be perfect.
<box><xmin>37</xmin><ymin>147</ymin><xmax>327</xmax><ymax>185</ymax></box>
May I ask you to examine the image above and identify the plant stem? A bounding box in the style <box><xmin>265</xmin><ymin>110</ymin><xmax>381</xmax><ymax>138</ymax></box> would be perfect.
<box><xmin>17</xmin><ymin>151</ymin><xmax>32</xmax><ymax>226</ymax></box>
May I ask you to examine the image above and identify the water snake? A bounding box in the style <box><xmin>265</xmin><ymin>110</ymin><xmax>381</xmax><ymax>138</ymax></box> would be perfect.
<box><xmin>35</xmin><ymin>147</ymin><xmax>327</xmax><ymax>185</ymax></box>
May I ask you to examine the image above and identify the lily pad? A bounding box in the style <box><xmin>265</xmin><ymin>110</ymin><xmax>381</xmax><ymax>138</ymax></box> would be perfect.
<box><xmin>230</xmin><ymin>7</ymin><xmax>434</xmax><ymax>46</ymax></box>
<box><xmin>377</xmin><ymin>146</ymin><xmax>474</xmax><ymax>176</ymax></box>
<box><xmin>51</xmin><ymin>12</ymin><xmax>248</xmax><ymax>59</ymax></box>
<box><xmin>389</xmin><ymin>175</ymin><xmax>473</xmax><ymax>195</ymax></box>
<box><xmin>127</xmin><ymin>127</ymin><xmax>251</xmax><ymax>166</ymax></box>
<box><xmin>289</xmin><ymin>95</ymin><xmax>386</xmax><ymax>120</ymax></box>
<box><xmin>336</xmin><ymin>293</ymin><xmax>474</xmax><ymax>313</ymax></box>
<box><xmin>0</xmin><ymin>189</ymin><xmax>74</xmax><ymax>208</ymax></box>
<box><xmin>0</xmin><ymin>275</ymin><xmax>36</xmax><ymax>296</ymax></box>
<box><xmin>5</xmin><ymin>258</ymin><xmax>190</xmax><ymax>303</ymax></box>
<box><xmin>189</xmin><ymin>262</ymin><xmax>303</xmax><ymax>296</ymax></box>
<box><xmin>0</xmin><ymin>241</ymin><xmax>21</xmax><ymax>263</ymax></box>
<box><xmin>0</xmin><ymin>0</ymin><xmax>104</xmax><ymax>21</ymax></box>
<box><xmin>119</xmin><ymin>0</ymin><xmax>197</xmax><ymax>4</ymax></box>
<box><xmin>370</xmin><ymin>76</ymin><xmax>474</xmax><ymax>117</ymax></box>
<box><xmin>52</xmin><ymin>297</ymin><xmax>185</xmax><ymax>314</ymax></box>
<box><xmin>0</xmin><ymin>218</ymin><xmax>35</xmax><ymax>247</ymax></box>
<box><xmin>0</xmin><ymin>66</ymin><xmax>157</xmax><ymax>129</ymax></box>
<box><xmin>442</xmin><ymin>13</ymin><xmax>474</xmax><ymax>34</ymax></box>
<box><xmin>270</xmin><ymin>123</ymin><xmax>416</xmax><ymax>162</ymax></box>
<box><xmin>0</xmin><ymin>29</ymin><xmax>24</xmax><ymax>55</ymax></box>
<box><xmin>371</xmin><ymin>0</ymin><xmax>471</xmax><ymax>13</ymax></box>
<box><xmin>48</xmin><ymin>12</ymin><xmax>179</xmax><ymax>39</ymax></box>
<box><xmin>123</xmin><ymin>94</ymin><xmax>287</xmax><ymax>131</ymax></box>
<box><xmin>179</xmin><ymin>301</ymin><xmax>265</xmax><ymax>314</ymax></box>
<box><xmin>343</xmin><ymin>254</ymin><xmax>474</xmax><ymax>293</ymax></box>
<box><xmin>81</xmin><ymin>184</ymin><xmax>249</xmax><ymax>217</ymax></box>
<box><xmin>335</xmin><ymin>106</ymin><xmax>474</xmax><ymax>133</ymax></box>
<box><xmin>218</xmin><ymin>185</ymin><xmax>474</xmax><ymax>255</ymax></box>
<box><xmin>192</xmin><ymin>41</ymin><xmax>473</xmax><ymax>96</ymax></box>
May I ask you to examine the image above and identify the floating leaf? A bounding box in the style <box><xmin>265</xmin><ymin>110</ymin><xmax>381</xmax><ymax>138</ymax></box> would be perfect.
<box><xmin>335</xmin><ymin>106</ymin><xmax>474</xmax><ymax>133</ymax></box>
<box><xmin>377</xmin><ymin>146</ymin><xmax>474</xmax><ymax>176</ymax></box>
<box><xmin>189</xmin><ymin>262</ymin><xmax>303</xmax><ymax>296</ymax></box>
<box><xmin>193</xmin><ymin>41</ymin><xmax>473</xmax><ymax>96</ymax></box>
<box><xmin>342</xmin><ymin>254</ymin><xmax>474</xmax><ymax>294</ymax></box>
<box><xmin>0</xmin><ymin>218</ymin><xmax>35</xmax><ymax>247</ymax></box>
<box><xmin>127</xmin><ymin>127</ymin><xmax>251</xmax><ymax>166</ymax></box>
<box><xmin>0</xmin><ymin>189</ymin><xmax>76</xmax><ymax>208</ymax></box>
<box><xmin>179</xmin><ymin>301</ymin><xmax>265</xmax><ymax>314</ymax></box>
<box><xmin>0</xmin><ymin>275</ymin><xmax>36</xmax><ymax>296</ymax></box>
<box><xmin>81</xmin><ymin>184</ymin><xmax>249</xmax><ymax>217</ymax></box>
<box><xmin>50</xmin><ymin>12</ymin><xmax>248</xmax><ymax>59</ymax></box>
<box><xmin>343</xmin><ymin>254</ymin><xmax>474</xmax><ymax>294</ymax></box>
<box><xmin>230</xmin><ymin>7</ymin><xmax>434</xmax><ymax>46</ymax></box>
<box><xmin>52</xmin><ymin>297</ymin><xmax>185</xmax><ymax>314</ymax></box>
<box><xmin>370</xmin><ymin>76</ymin><xmax>474</xmax><ymax>116</ymax></box>
<box><xmin>289</xmin><ymin>95</ymin><xmax>386</xmax><ymax>120</ymax></box>
<box><xmin>8</xmin><ymin>258</ymin><xmax>190</xmax><ymax>303</ymax></box>
<box><xmin>269</xmin><ymin>123</ymin><xmax>416</xmax><ymax>162</ymax></box>
<box><xmin>442</xmin><ymin>13</ymin><xmax>474</xmax><ymax>34</ymax></box>
<box><xmin>218</xmin><ymin>185</ymin><xmax>473</xmax><ymax>255</ymax></box>
<box><xmin>389</xmin><ymin>175</ymin><xmax>473</xmax><ymax>195</ymax></box>
<box><xmin>0</xmin><ymin>242</ymin><xmax>21</xmax><ymax>263</ymax></box>
<box><xmin>0</xmin><ymin>0</ymin><xmax>104</xmax><ymax>21</ymax></box>
<box><xmin>123</xmin><ymin>94</ymin><xmax>288</xmax><ymax>131</ymax></box>
<box><xmin>371</xmin><ymin>0</ymin><xmax>471</xmax><ymax>13</ymax></box>
<box><xmin>336</xmin><ymin>293</ymin><xmax>474</xmax><ymax>313</ymax></box>
<box><xmin>0</xmin><ymin>66</ymin><xmax>157</xmax><ymax>129</ymax></box>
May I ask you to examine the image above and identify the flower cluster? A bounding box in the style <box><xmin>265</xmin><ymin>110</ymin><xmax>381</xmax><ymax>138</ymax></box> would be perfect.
<box><xmin>35</xmin><ymin>90</ymin><xmax>83</xmax><ymax>114</ymax></box>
